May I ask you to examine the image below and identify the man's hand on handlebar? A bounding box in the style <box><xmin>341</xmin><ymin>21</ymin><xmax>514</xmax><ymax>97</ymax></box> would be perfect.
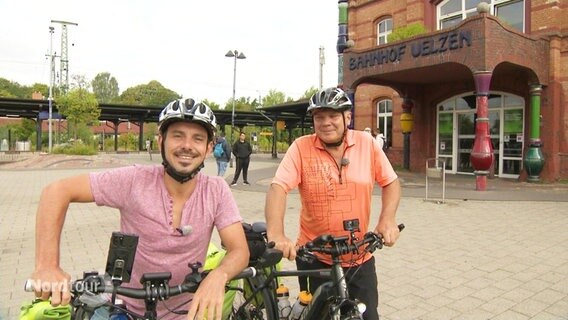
<box><xmin>186</xmin><ymin>268</ymin><xmax>228</xmax><ymax>320</ymax></box>
<box><xmin>29</xmin><ymin>267</ymin><xmax>72</xmax><ymax>307</ymax></box>
<box><xmin>268</xmin><ymin>234</ymin><xmax>296</xmax><ymax>261</ymax></box>
<box><xmin>375</xmin><ymin>221</ymin><xmax>403</xmax><ymax>247</ymax></box>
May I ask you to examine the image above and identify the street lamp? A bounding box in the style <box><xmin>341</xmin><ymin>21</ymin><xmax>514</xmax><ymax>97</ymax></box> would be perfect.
<box><xmin>225</xmin><ymin>49</ymin><xmax>246</xmax><ymax>167</ymax></box>
<box><xmin>48</xmin><ymin>26</ymin><xmax>55</xmax><ymax>153</ymax></box>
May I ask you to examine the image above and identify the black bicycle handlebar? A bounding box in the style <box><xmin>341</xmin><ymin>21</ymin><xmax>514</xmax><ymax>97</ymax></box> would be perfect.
<box><xmin>24</xmin><ymin>266</ymin><xmax>257</xmax><ymax>299</ymax></box>
<box><xmin>299</xmin><ymin>224</ymin><xmax>405</xmax><ymax>258</ymax></box>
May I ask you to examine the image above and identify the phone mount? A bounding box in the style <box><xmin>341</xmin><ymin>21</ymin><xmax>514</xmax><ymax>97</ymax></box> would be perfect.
<box><xmin>105</xmin><ymin>232</ymin><xmax>139</xmax><ymax>284</ymax></box>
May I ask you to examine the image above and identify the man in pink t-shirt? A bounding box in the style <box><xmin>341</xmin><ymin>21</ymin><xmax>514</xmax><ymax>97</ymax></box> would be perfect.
<box><xmin>265</xmin><ymin>87</ymin><xmax>401</xmax><ymax>320</ymax></box>
<box><xmin>29</xmin><ymin>98</ymin><xmax>249</xmax><ymax>320</ymax></box>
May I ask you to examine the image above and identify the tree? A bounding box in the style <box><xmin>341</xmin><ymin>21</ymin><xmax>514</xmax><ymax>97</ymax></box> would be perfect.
<box><xmin>203</xmin><ymin>99</ymin><xmax>220</xmax><ymax>110</ymax></box>
<box><xmin>92</xmin><ymin>72</ymin><xmax>120</xmax><ymax>103</ymax></box>
<box><xmin>224</xmin><ymin>96</ymin><xmax>258</xmax><ymax>112</ymax></box>
<box><xmin>30</xmin><ymin>83</ymin><xmax>49</xmax><ymax>98</ymax></box>
<box><xmin>70</xmin><ymin>74</ymin><xmax>91</xmax><ymax>91</ymax></box>
<box><xmin>261</xmin><ymin>89</ymin><xmax>291</xmax><ymax>107</ymax></box>
<box><xmin>57</xmin><ymin>88</ymin><xmax>100</xmax><ymax>141</ymax></box>
<box><xmin>0</xmin><ymin>78</ymin><xmax>26</xmax><ymax>98</ymax></box>
<box><xmin>301</xmin><ymin>86</ymin><xmax>318</xmax><ymax>100</ymax></box>
<box><xmin>119</xmin><ymin>81</ymin><xmax>179</xmax><ymax>106</ymax></box>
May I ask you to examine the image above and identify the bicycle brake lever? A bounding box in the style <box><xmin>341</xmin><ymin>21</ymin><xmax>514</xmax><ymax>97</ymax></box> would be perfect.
<box><xmin>297</xmin><ymin>248</ymin><xmax>316</xmax><ymax>263</ymax></box>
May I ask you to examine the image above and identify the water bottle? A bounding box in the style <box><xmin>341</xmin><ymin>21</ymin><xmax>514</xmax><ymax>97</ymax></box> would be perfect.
<box><xmin>290</xmin><ymin>290</ymin><xmax>312</xmax><ymax>320</ymax></box>
<box><xmin>276</xmin><ymin>283</ymin><xmax>291</xmax><ymax>319</ymax></box>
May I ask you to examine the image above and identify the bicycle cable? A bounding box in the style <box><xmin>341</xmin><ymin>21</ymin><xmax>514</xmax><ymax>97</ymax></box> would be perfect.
<box><xmin>160</xmin><ymin>297</ymin><xmax>191</xmax><ymax>316</ymax></box>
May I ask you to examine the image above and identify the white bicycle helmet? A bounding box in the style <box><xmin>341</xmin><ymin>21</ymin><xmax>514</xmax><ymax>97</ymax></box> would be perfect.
<box><xmin>307</xmin><ymin>87</ymin><xmax>352</xmax><ymax>114</ymax></box>
<box><xmin>159</xmin><ymin>98</ymin><xmax>217</xmax><ymax>139</ymax></box>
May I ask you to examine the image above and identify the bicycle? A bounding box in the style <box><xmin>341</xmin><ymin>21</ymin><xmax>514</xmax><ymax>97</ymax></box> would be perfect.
<box><xmin>229</xmin><ymin>219</ymin><xmax>405</xmax><ymax>320</ymax></box>
<box><xmin>24</xmin><ymin>261</ymin><xmax>259</xmax><ymax>320</ymax></box>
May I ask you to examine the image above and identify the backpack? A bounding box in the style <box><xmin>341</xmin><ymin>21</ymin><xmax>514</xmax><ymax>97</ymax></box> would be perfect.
<box><xmin>213</xmin><ymin>142</ymin><xmax>225</xmax><ymax>158</ymax></box>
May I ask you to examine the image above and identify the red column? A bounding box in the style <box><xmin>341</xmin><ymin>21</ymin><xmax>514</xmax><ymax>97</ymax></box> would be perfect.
<box><xmin>470</xmin><ymin>71</ymin><xmax>494</xmax><ymax>191</ymax></box>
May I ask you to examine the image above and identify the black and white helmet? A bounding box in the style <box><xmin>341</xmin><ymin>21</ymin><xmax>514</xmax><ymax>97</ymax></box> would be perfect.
<box><xmin>159</xmin><ymin>98</ymin><xmax>217</xmax><ymax>139</ymax></box>
<box><xmin>307</xmin><ymin>87</ymin><xmax>352</xmax><ymax>114</ymax></box>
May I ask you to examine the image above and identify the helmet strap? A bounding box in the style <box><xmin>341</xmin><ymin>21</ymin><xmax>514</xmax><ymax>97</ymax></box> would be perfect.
<box><xmin>160</xmin><ymin>139</ymin><xmax>204</xmax><ymax>184</ymax></box>
<box><xmin>318</xmin><ymin>112</ymin><xmax>348</xmax><ymax>148</ymax></box>
<box><xmin>163</xmin><ymin>161</ymin><xmax>204</xmax><ymax>183</ymax></box>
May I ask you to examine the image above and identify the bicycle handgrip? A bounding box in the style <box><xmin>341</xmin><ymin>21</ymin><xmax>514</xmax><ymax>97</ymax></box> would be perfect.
<box><xmin>233</xmin><ymin>267</ymin><xmax>257</xmax><ymax>279</ymax></box>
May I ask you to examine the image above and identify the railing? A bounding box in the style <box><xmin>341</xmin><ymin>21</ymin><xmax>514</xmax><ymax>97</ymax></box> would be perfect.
<box><xmin>425</xmin><ymin>158</ymin><xmax>446</xmax><ymax>203</ymax></box>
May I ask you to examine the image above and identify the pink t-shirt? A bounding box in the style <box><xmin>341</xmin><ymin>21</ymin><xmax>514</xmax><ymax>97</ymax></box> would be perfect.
<box><xmin>272</xmin><ymin>130</ymin><xmax>397</xmax><ymax>266</ymax></box>
<box><xmin>90</xmin><ymin>165</ymin><xmax>241</xmax><ymax>319</ymax></box>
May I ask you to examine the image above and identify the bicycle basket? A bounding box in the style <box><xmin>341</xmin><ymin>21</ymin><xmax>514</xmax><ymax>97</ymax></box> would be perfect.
<box><xmin>19</xmin><ymin>298</ymin><xmax>72</xmax><ymax>320</ymax></box>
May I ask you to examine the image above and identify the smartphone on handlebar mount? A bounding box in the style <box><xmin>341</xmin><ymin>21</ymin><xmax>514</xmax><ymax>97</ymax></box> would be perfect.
<box><xmin>105</xmin><ymin>232</ymin><xmax>138</xmax><ymax>283</ymax></box>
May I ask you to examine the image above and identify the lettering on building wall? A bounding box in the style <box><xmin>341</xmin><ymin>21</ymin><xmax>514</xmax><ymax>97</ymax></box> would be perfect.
<box><xmin>348</xmin><ymin>30</ymin><xmax>472</xmax><ymax>71</ymax></box>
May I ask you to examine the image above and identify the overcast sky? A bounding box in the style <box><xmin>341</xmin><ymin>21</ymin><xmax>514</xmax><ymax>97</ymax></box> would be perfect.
<box><xmin>0</xmin><ymin>0</ymin><xmax>340</xmax><ymax>106</ymax></box>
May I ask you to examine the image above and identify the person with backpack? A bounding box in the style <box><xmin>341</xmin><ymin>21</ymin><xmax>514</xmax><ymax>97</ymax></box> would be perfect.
<box><xmin>214</xmin><ymin>132</ymin><xmax>231</xmax><ymax>176</ymax></box>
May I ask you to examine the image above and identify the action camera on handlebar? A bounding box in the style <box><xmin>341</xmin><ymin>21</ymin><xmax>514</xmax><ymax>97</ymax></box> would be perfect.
<box><xmin>105</xmin><ymin>232</ymin><xmax>139</xmax><ymax>283</ymax></box>
<box><xmin>342</xmin><ymin>219</ymin><xmax>360</xmax><ymax>232</ymax></box>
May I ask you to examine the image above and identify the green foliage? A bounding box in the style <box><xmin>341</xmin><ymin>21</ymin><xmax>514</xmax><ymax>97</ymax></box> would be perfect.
<box><xmin>31</xmin><ymin>83</ymin><xmax>49</xmax><ymax>97</ymax></box>
<box><xmin>52</xmin><ymin>142</ymin><xmax>98</xmax><ymax>155</ymax></box>
<box><xmin>57</xmin><ymin>88</ymin><xmax>100</xmax><ymax>140</ymax></box>
<box><xmin>118</xmin><ymin>132</ymin><xmax>139</xmax><ymax>151</ymax></box>
<box><xmin>91</xmin><ymin>72</ymin><xmax>119</xmax><ymax>103</ymax></box>
<box><xmin>387</xmin><ymin>22</ymin><xmax>427</xmax><ymax>42</ymax></box>
<box><xmin>301</xmin><ymin>87</ymin><xmax>318</xmax><ymax>100</ymax></box>
<box><xmin>0</xmin><ymin>119</ymin><xmax>36</xmax><ymax>143</ymax></box>
<box><xmin>119</xmin><ymin>80</ymin><xmax>179</xmax><ymax>106</ymax></box>
<box><xmin>262</xmin><ymin>89</ymin><xmax>287</xmax><ymax>107</ymax></box>
<box><xmin>224</xmin><ymin>96</ymin><xmax>258</xmax><ymax>112</ymax></box>
<box><xmin>203</xmin><ymin>99</ymin><xmax>220</xmax><ymax>110</ymax></box>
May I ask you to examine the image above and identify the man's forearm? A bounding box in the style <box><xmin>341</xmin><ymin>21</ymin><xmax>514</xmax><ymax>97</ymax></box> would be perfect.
<box><xmin>264</xmin><ymin>184</ymin><xmax>287</xmax><ymax>239</ymax></box>
<box><xmin>35</xmin><ymin>185</ymin><xmax>70</xmax><ymax>269</ymax></box>
<box><xmin>379</xmin><ymin>178</ymin><xmax>401</xmax><ymax>223</ymax></box>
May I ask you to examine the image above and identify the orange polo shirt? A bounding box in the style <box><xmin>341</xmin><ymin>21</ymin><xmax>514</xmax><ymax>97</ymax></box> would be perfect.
<box><xmin>272</xmin><ymin>130</ymin><xmax>398</xmax><ymax>266</ymax></box>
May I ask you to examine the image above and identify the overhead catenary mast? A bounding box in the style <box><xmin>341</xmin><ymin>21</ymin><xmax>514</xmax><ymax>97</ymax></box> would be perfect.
<box><xmin>51</xmin><ymin>20</ymin><xmax>78</xmax><ymax>94</ymax></box>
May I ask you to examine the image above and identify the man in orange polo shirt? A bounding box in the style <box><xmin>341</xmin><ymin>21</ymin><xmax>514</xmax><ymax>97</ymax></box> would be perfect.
<box><xmin>265</xmin><ymin>87</ymin><xmax>401</xmax><ymax>320</ymax></box>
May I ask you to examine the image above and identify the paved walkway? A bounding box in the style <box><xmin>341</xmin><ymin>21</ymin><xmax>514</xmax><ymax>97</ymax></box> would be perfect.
<box><xmin>1</xmin><ymin>153</ymin><xmax>567</xmax><ymax>319</ymax></box>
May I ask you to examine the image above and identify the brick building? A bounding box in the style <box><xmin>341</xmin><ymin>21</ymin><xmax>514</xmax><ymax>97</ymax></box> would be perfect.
<box><xmin>339</xmin><ymin>0</ymin><xmax>566</xmax><ymax>185</ymax></box>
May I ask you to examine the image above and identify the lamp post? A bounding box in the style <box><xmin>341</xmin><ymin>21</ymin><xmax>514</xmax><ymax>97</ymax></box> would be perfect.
<box><xmin>225</xmin><ymin>49</ymin><xmax>246</xmax><ymax>167</ymax></box>
<box><xmin>48</xmin><ymin>26</ymin><xmax>55</xmax><ymax>153</ymax></box>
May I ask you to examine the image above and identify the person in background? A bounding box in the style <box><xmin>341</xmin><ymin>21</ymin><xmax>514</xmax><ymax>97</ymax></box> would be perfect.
<box><xmin>376</xmin><ymin>129</ymin><xmax>386</xmax><ymax>150</ymax></box>
<box><xmin>230</xmin><ymin>132</ymin><xmax>252</xmax><ymax>186</ymax></box>
<box><xmin>364</xmin><ymin>127</ymin><xmax>375</xmax><ymax>138</ymax></box>
<box><xmin>264</xmin><ymin>87</ymin><xmax>401</xmax><ymax>320</ymax></box>
<box><xmin>29</xmin><ymin>98</ymin><xmax>249</xmax><ymax>320</ymax></box>
<box><xmin>214</xmin><ymin>132</ymin><xmax>231</xmax><ymax>176</ymax></box>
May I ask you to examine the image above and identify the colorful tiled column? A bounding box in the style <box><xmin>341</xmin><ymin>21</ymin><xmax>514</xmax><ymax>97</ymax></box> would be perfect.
<box><xmin>400</xmin><ymin>99</ymin><xmax>414</xmax><ymax>170</ymax></box>
<box><xmin>337</xmin><ymin>0</ymin><xmax>352</xmax><ymax>127</ymax></box>
<box><xmin>523</xmin><ymin>84</ymin><xmax>545</xmax><ymax>182</ymax></box>
<box><xmin>337</xmin><ymin>0</ymin><xmax>348</xmax><ymax>87</ymax></box>
<box><xmin>470</xmin><ymin>71</ymin><xmax>494</xmax><ymax>191</ymax></box>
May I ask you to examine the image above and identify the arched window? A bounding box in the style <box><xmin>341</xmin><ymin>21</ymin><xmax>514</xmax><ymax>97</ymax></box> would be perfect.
<box><xmin>376</xmin><ymin>99</ymin><xmax>393</xmax><ymax>148</ymax></box>
<box><xmin>437</xmin><ymin>0</ymin><xmax>525</xmax><ymax>32</ymax></box>
<box><xmin>377</xmin><ymin>17</ymin><xmax>393</xmax><ymax>45</ymax></box>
